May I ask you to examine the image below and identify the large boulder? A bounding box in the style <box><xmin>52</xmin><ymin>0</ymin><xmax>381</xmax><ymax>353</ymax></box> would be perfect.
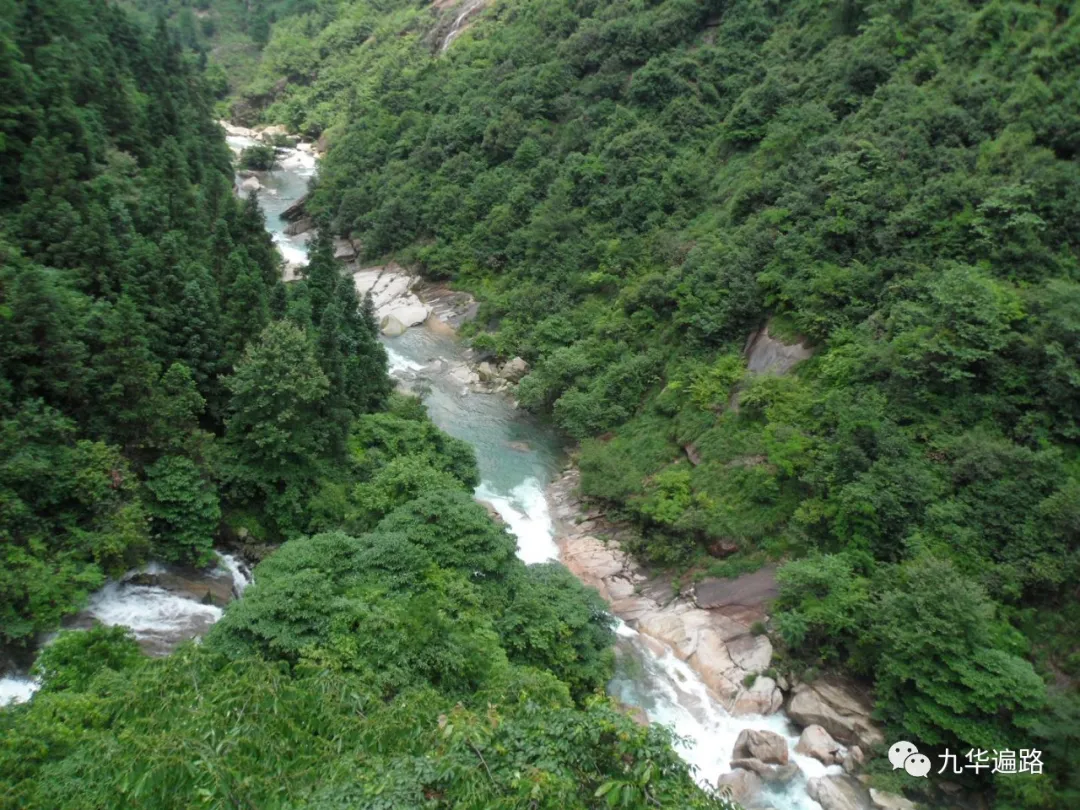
<box><xmin>869</xmin><ymin>789</ymin><xmax>916</xmax><ymax>810</ymax></box>
<box><xmin>281</xmin><ymin>193</ymin><xmax>308</xmax><ymax>221</ymax></box>
<box><xmin>795</xmin><ymin>724</ymin><xmax>844</xmax><ymax>766</ymax></box>
<box><xmin>500</xmin><ymin>356</ymin><xmax>530</xmax><ymax>382</ymax></box>
<box><xmin>283</xmin><ymin>216</ymin><xmax>313</xmax><ymax>236</ymax></box>
<box><xmin>257</xmin><ymin>123</ymin><xmax>289</xmax><ymax>142</ymax></box>
<box><xmin>731</xmin><ymin>675</ymin><xmax>784</xmax><ymax>715</ymax></box>
<box><xmin>240</xmin><ymin>175</ymin><xmax>262</xmax><ymax>192</ymax></box>
<box><xmin>716</xmin><ymin>768</ymin><xmax>762</xmax><ymax>805</ymax></box>
<box><xmin>730</xmin><ymin>757</ymin><xmax>801</xmax><ymax>785</ymax></box>
<box><xmin>732</xmin><ymin>729</ymin><xmax>789</xmax><ymax>765</ymax></box>
<box><xmin>137</xmin><ymin>566</ymin><xmax>235</xmax><ymax>607</ymax></box>
<box><xmin>807</xmin><ymin>775</ymin><xmax>873</xmax><ymax>810</ymax></box>
<box><xmin>385</xmin><ymin>305</ymin><xmax>429</xmax><ymax>328</ymax></box>
<box><xmin>477</xmin><ymin>361</ymin><xmax>497</xmax><ymax>382</ymax></box>
<box><xmin>380</xmin><ymin>314</ymin><xmax>406</xmax><ymax>337</ymax></box>
<box><xmin>842</xmin><ymin>745</ymin><xmax>866</xmax><ymax>774</ymax></box>
<box><xmin>333</xmin><ymin>239</ymin><xmax>357</xmax><ymax>261</ymax></box>
<box><xmin>728</xmin><ymin>633</ymin><xmax>773</xmax><ymax>673</ymax></box>
<box><xmin>787</xmin><ymin>679</ymin><xmax>884</xmax><ymax>749</ymax></box>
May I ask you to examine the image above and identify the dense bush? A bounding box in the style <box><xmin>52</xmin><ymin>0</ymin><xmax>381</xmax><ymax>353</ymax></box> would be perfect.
<box><xmin>239</xmin><ymin>143</ymin><xmax>277</xmax><ymax>170</ymax></box>
<box><xmin>208</xmin><ymin>0</ymin><xmax>1080</xmax><ymax>803</ymax></box>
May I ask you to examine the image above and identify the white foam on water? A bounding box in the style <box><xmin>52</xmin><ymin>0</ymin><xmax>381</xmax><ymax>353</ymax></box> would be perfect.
<box><xmin>273</xmin><ymin>232</ymin><xmax>308</xmax><ymax>267</ymax></box>
<box><xmin>386</xmin><ymin>346</ymin><xmax>424</xmax><ymax>374</ymax></box>
<box><xmin>475</xmin><ymin>477</ymin><xmax>559</xmax><ymax>565</ymax></box>
<box><xmin>225</xmin><ymin>134</ymin><xmax>259</xmax><ymax>151</ymax></box>
<box><xmin>0</xmin><ymin>675</ymin><xmax>39</xmax><ymax>707</ymax></box>
<box><xmin>278</xmin><ymin>148</ymin><xmax>317</xmax><ymax>177</ymax></box>
<box><xmin>217</xmin><ymin>553</ymin><xmax>253</xmax><ymax>596</ymax></box>
<box><xmin>85</xmin><ymin>581</ymin><xmax>223</xmax><ymax>646</ymax></box>
<box><xmin>612</xmin><ymin>623</ymin><xmax>836</xmax><ymax>808</ymax></box>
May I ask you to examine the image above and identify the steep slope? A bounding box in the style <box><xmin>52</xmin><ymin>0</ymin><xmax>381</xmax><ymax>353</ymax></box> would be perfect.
<box><xmin>202</xmin><ymin>0</ymin><xmax>1080</xmax><ymax>806</ymax></box>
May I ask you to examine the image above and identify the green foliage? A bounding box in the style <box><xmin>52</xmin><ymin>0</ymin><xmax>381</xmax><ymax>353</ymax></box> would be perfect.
<box><xmin>350</xmin><ymin>455</ymin><xmax>466</xmax><ymax>531</ymax></box>
<box><xmin>0</xmin><ymin>403</ymin><xmax>149</xmax><ymax>645</ymax></box>
<box><xmin>31</xmin><ymin>626</ymin><xmax>145</xmax><ymax>694</ymax></box>
<box><xmin>774</xmin><ymin>552</ymin><xmax>871</xmax><ymax>662</ymax></box>
<box><xmin>239</xmin><ymin>144</ymin><xmax>276</xmax><ymax>170</ymax></box>
<box><xmin>143</xmin><ymin>455</ymin><xmax>221</xmax><ymax>565</ymax></box>
<box><xmin>495</xmin><ymin>563</ymin><xmax>616</xmax><ymax>700</ymax></box>
<box><xmin>866</xmin><ymin>557</ymin><xmax>1046</xmax><ymax>752</ymax></box>
<box><xmin>0</xmin><ymin>646</ymin><xmax>731</xmax><ymax>810</ymax></box>
<box><xmin>0</xmin><ymin>0</ymin><xmax>301</xmax><ymax>639</ymax></box>
<box><xmin>221</xmin><ymin>320</ymin><xmax>330</xmax><ymax>536</ymax></box>
<box><xmin>210</xmin><ymin>0</ymin><xmax>1080</xmax><ymax>800</ymax></box>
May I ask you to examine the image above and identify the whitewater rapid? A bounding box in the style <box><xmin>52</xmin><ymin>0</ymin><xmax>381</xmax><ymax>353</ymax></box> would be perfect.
<box><xmin>0</xmin><ymin>553</ymin><xmax>252</xmax><ymax>707</ymax></box>
<box><xmin>2</xmin><ymin>133</ymin><xmax>831</xmax><ymax>807</ymax></box>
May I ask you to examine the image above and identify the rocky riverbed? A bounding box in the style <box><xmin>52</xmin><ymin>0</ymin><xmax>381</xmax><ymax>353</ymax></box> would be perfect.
<box><xmin>546</xmin><ymin>468</ymin><xmax>931</xmax><ymax>810</ymax></box>
<box><xmin>221</xmin><ymin>121</ymin><xmax>932</xmax><ymax>810</ymax></box>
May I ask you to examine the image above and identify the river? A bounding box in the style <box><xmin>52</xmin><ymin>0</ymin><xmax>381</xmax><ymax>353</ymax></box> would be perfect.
<box><xmin>246</xmin><ymin>134</ymin><xmax>832</xmax><ymax>809</ymax></box>
<box><xmin>0</xmin><ymin>133</ymin><xmax>830</xmax><ymax>810</ymax></box>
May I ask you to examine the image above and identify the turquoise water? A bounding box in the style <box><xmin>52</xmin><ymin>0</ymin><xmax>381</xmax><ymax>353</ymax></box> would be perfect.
<box><xmin>244</xmin><ymin>141</ymin><xmax>827</xmax><ymax>807</ymax></box>
<box><xmin>383</xmin><ymin>328</ymin><xmax>567</xmax><ymax>564</ymax></box>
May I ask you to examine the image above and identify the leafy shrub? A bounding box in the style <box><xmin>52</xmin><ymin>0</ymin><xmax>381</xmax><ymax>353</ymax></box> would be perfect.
<box><xmin>239</xmin><ymin>144</ymin><xmax>276</xmax><ymax>170</ymax></box>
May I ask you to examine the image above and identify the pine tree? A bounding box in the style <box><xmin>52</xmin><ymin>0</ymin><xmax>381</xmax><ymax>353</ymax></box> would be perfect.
<box><xmin>342</xmin><ymin>286</ymin><xmax>391</xmax><ymax>414</ymax></box>
<box><xmin>85</xmin><ymin>296</ymin><xmax>160</xmax><ymax>449</ymax></box>
<box><xmin>222</xmin><ymin>321</ymin><xmax>330</xmax><ymax>535</ymax></box>
<box><xmin>315</xmin><ymin>291</ymin><xmax>351</xmax><ymax>457</ymax></box>
<box><xmin>304</xmin><ymin>227</ymin><xmax>339</xmax><ymax>324</ymax></box>
<box><xmin>223</xmin><ymin>248</ymin><xmax>269</xmax><ymax>365</ymax></box>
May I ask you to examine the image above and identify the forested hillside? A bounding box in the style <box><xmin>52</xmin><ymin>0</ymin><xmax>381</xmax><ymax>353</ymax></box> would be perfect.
<box><xmin>0</xmin><ymin>2</ymin><xmax>733</xmax><ymax>807</ymax></box>
<box><xmin>191</xmin><ymin>0</ymin><xmax>1080</xmax><ymax>806</ymax></box>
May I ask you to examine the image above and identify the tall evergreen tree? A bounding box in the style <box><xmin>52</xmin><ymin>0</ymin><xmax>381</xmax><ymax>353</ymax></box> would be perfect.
<box><xmin>222</xmin><ymin>321</ymin><xmax>330</xmax><ymax>535</ymax></box>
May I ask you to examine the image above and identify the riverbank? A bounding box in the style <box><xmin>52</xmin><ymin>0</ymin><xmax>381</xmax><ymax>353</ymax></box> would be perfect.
<box><xmin>221</xmin><ymin>123</ymin><xmax>913</xmax><ymax>810</ymax></box>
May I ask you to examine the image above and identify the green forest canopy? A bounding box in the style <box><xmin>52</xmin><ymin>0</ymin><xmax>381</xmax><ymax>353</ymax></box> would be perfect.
<box><xmin>0</xmin><ymin>1</ymin><xmax>734</xmax><ymax>807</ymax></box>
<box><xmin>172</xmin><ymin>0</ymin><xmax>1080</xmax><ymax>806</ymax></box>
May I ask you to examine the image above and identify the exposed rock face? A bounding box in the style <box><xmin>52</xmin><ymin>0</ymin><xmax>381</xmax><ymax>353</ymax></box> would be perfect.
<box><xmin>549</xmin><ymin>468</ymin><xmax>784</xmax><ymax>717</ymax></box>
<box><xmin>787</xmin><ymin>679</ymin><xmax>884</xmax><ymax>749</ymax></box>
<box><xmin>795</xmin><ymin>724</ymin><xmax>844</xmax><ymax>766</ymax></box>
<box><xmin>732</xmin><ymin>728</ymin><xmax>789</xmax><ymax>765</ymax></box>
<box><xmin>477</xmin><ymin>361</ymin><xmax>497</xmax><ymax>381</ymax></box>
<box><xmin>280</xmin><ymin>193</ymin><xmax>308</xmax><ymax>221</ymax></box>
<box><xmin>807</xmin><ymin>775</ymin><xmax>873</xmax><ymax>810</ymax></box>
<box><xmin>283</xmin><ymin>216</ymin><xmax>313</xmax><ymax>236</ymax></box>
<box><xmin>257</xmin><ymin>124</ymin><xmax>288</xmax><ymax>142</ymax></box>
<box><xmin>380</xmin><ymin>314</ymin><xmax>406</xmax><ymax>337</ymax></box>
<box><xmin>411</xmin><ymin>280</ymin><xmax>478</xmax><ymax>331</ymax></box>
<box><xmin>842</xmin><ymin>745</ymin><xmax>865</xmax><ymax>774</ymax></box>
<box><xmin>220</xmin><ymin>120</ymin><xmax>257</xmax><ymax>139</ymax></box>
<box><xmin>731</xmin><ymin>675</ymin><xmax>784</xmax><ymax>715</ymax></box>
<box><xmin>437</xmin><ymin>0</ymin><xmax>490</xmax><ymax>52</ymax></box>
<box><xmin>352</xmin><ymin>264</ymin><xmax>431</xmax><ymax>330</ymax></box>
<box><xmin>694</xmin><ymin>567</ymin><xmax>777</xmax><ymax>612</ymax></box>
<box><xmin>333</xmin><ymin>238</ymin><xmax>357</xmax><ymax>261</ymax></box>
<box><xmin>744</xmin><ymin>321</ymin><xmax>813</xmax><ymax>375</ymax></box>
<box><xmin>500</xmin><ymin>356</ymin><xmax>530</xmax><ymax>382</ymax></box>
<box><xmin>385</xmin><ymin>305</ymin><xmax>429</xmax><ymax>329</ymax></box>
<box><xmin>716</xmin><ymin>768</ymin><xmax>763</xmax><ymax>805</ymax></box>
<box><xmin>127</xmin><ymin>566</ymin><xmax>236</xmax><ymax>607</ymax></box>
<box><xmin>869</xmin><ymin>789</ymin><xmax>917</xmax><ymax>810</ymax></box>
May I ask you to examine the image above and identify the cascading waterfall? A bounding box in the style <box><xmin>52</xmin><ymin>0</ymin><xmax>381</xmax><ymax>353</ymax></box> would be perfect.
<box><xmin>0</xmin><ymin>552</ymin><xmax>254</xmax><ymax>707</ymax></box>
<box><xmin>439</xmin><ymin>0</ymin><xmax>488</xmax><ymax>53</ymax></box>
